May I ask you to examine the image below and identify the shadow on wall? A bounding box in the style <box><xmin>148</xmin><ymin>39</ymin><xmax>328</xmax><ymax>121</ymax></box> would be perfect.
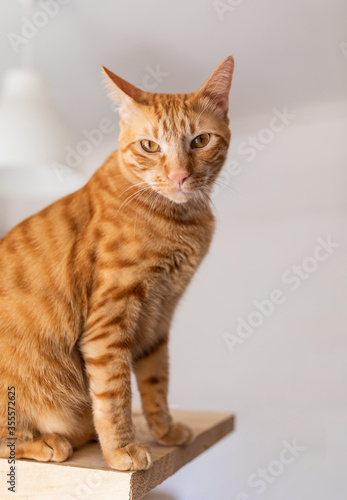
<box><xmin>143</xmin><ymin>491</ymin><xmax>176</xmax><ymax>500</ymax></box>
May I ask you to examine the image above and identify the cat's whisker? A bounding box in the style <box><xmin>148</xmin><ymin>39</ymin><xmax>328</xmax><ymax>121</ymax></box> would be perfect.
<box><xmin>133</xmin><ymin>189</ymin><xmax>158</xmax><ymax>235</ymax></box>
<box><xmin>116</xmin><ymin>186</ymin><xmax>153</xmax><ymax>215</ymax></box>
<box><xmin>201</xmin><ymin>187</ymin><xmax>219</xmax><ymax>214</ymax></box>
<box><xmin>214</xmin><ymin>179</ymin><xmax>235</xmax><ymax>194</ymax></box>
<box><xmin>130</xmin><ymin>184</ymin><xmax>162</xmax><ymax>228</ymax></box>
<box><xmin>129</xmin><ymin>187</ymin><xmax>154</xmax><ymax>208</ymax></box>
<box><xmin>132</xmin><ymin>188</ymin><xmax>160</xmax><ymax>231</ymax></box>
<box><xmin>197</xmin><ymin>189</ymin><xmax>209</xmax><ymax>207</ymax></box>
<box><xmin>118</xmin><ymin>181</ymin><xmax>149</xmax><ymax>199</ymax></box>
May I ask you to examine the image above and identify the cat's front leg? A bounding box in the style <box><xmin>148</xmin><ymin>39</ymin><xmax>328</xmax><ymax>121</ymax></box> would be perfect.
<box><xmin>134</xmin><ymin>337</ymin><xmax>193</xmax><ymax>446</ymax></box>
<box><xmin>80</xmin><ymin>294</ymin><xmax>152</xmax><ymax>471</ymax></box>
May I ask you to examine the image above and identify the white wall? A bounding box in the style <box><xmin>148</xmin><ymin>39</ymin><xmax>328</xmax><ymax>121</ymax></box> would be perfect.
<box><xmin>1</xmin><ymin>1</ymin><xmax>347</xmax><ymax>499</ymax></box>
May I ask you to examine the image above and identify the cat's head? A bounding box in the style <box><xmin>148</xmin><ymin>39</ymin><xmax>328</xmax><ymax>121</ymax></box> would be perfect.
<box><xmin>103</xmin><ymin>57</ymin><xmax>234</xmax><ymax>205</ymax></box>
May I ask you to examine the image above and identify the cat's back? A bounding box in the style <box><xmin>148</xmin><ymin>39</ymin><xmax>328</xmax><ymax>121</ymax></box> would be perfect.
<box><xmin>0</xmin><ymin>185</ymin><xmax>91</xmax><ymax>273</ymax></box>
<box><xmin>0</xmin><ymin>185</ymin><xmax>94</xmax><ymax>346</ymax></box>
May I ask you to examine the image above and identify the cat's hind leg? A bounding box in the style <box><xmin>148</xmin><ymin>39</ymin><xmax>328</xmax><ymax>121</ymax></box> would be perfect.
<box><xmin>0</xmin><ymin>431</ymin><xmax>73</xmax><ymax>463</ymax></box>
<box><xmin>134</xmin><ymin>338</ymin><xmax>193</xmax><ymax>446</ymax></box>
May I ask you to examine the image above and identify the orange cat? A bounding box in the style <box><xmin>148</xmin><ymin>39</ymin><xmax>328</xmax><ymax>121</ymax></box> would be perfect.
<box><xmin>0</xmin><ymin>56</ymin><xmax>234</xmax><ymax>470</ymax></box>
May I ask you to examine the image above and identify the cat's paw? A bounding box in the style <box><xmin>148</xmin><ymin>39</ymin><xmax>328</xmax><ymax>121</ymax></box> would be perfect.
<box><xmin>104</xmin><ymin>441</ymin><xmax>152</xmax><ymax>471</ymax></box>
<box><xmin>157</xmin><ymin>422</ymin><xmax>194</xmax><ymax>446</ymax></box>
<box><xmin>41</xmin><ymin>433</ymin><xmax>73</xmax><ymax>462</ymax></box>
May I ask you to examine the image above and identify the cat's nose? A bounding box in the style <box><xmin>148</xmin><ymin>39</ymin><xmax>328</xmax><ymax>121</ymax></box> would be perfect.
<box><xmin>168</xmin><ymin>171</ymin><xmax>190</xmax><ymax>189</ymax></box>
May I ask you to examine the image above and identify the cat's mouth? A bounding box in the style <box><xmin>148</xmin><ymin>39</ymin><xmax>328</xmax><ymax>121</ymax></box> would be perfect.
<box><xmin>149</xmin><ymin>181</ymin><xmax>195</xmax><ymax>204</ymax></box>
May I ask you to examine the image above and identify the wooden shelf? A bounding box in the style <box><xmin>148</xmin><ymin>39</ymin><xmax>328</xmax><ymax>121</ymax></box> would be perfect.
<box><xmin>0</xmin><ymin>409</ymin><xmax>234</xmax><ymax>499</ymax></box>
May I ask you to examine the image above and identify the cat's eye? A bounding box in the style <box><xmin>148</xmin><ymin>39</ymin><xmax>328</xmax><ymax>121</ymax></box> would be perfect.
<box><xmin>191</xmin><ymin>133</ymin><xmax>211</xmax><ymax>149</ymax></box>
<box><xmin>140</xmin><ymin>139</ymin><xmax>160</xmax><ymax>153</ymax></box>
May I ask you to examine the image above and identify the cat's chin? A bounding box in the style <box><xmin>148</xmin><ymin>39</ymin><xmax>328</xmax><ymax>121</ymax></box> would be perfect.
<box><xmin>165</xmin><ymin>191</ymin><xmax>190</xmax><ymax>204</ymax></box>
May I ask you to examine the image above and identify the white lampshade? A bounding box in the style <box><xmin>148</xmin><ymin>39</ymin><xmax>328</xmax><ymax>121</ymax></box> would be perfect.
<box><xmin>0</xmin><ymin>67</ymin><xmax>76</xmax><ymax>168</ymax></box>
<box><xmin>0</xmin><ymin>67</ymin><xmax>87</xmax><ymax>235</ymax></box>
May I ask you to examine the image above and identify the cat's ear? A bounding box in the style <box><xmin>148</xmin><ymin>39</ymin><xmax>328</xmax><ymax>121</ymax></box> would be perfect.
<box><xmin>102</xmin><ymin>66</ymin><xmax>146</xmax><ymax>118</ymax></box>
<box><xmin>195</xmin><ymin>56</ymin><xmax>234</xmax><ymax>115</ymax></box>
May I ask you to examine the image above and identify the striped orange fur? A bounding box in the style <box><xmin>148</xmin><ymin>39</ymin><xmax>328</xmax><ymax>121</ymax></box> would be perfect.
<box><xmin>0</xmin><ymin>57</ymin><xmax>234</xmax><ymax>470</ymax></box>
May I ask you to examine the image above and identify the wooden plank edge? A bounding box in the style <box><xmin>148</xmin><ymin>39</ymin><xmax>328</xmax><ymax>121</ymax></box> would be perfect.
<box><xmin>130</xmin><ymin>413</ymin><xmax>235</xmax><ymax>500</ymax></box>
